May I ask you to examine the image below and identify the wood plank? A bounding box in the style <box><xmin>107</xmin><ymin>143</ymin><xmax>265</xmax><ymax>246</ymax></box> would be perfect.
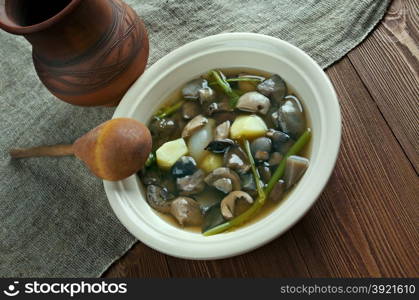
<box><xmin>348</xmin><ymin>0</ymin><xmax>419</xmax><ymax>173</ymax></box>
<box><xmin>164</xmin><ymin>57</ymin><xmax>419</xmax><ymax>278</ymax></box>
<box><xmin>103</xmin><ymin>242</ymin><xmax>172</xmax><ymax>277</ymax></box>
<box><xmin>104</xmin><ymin>2</ymin><xmax>419</xmax><ymax>277</ymax></box>
<box><xmin>291</xmin><ymin>57</ymin><xmax>418</xmax><ymax>277</ymax></box>
<box><xmin>166</xmin><ymin>231</ymin><xmax>311</xmax><ymax>277</ymax></box>
<box><xmin>103</xmin><ymin>57</ymin><xmax>418</xmax><ymax>278</ymax></box>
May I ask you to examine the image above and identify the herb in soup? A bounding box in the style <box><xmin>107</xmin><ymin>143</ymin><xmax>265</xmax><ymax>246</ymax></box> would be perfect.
<box><xmin>139</xmin><ymin>69</ymin><xmax>311</xmax><ymax>236</ymax></box>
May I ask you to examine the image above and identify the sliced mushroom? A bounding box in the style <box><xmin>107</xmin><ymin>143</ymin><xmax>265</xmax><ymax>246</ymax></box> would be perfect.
<box><xmin>204</xmin><ymin>167</ymin><xmax>241</xmax><ymax>191</ymax></box>
<box><xmin>161</xmin><ymin>174</ymin><xmax>177</xmax><ymax>194</ymax></box>
<box><xmin>277</xmin><ymin>95</ymin><xmax>306</xmax><ymax>139</ymax></box>
<box><xmin>283</xmin><ymin>155</ymin><xmax>309</xmax><ymax>189</ymax></box>
<box><xmin>268</xmin><ymin>152</ymin><xmax>283</xmax><ymax>167</ymax></box>
<box><xmin>182</xmin><ymin>78</ymin><xmax>208</xmax><ymax>100</ymax></box>
<box><xmin>171</xmin><ymin>156</ymin><xmax>197</xmax><ymax>178</ymax></box>
<box><xmin>196</xmin><ymin>194</ymin><xmax>220</xmax><ymax>215</ymax></box>
<box><xmin>139</xmin><ymin>167</ymin><xmax>160</xmax><ymax>185</ymax></box>
<box><xmin>181</xmin><ymin>114</ymin><xmax>208</xmax><ymax>138</ymax></box>
<box><xmin>267</xmin><ymin>129</ymin><xmax>294</xmax><ymax>154</ymax></box>
<box><xmin>149</xmin><ymin>118</ymin><xmax>176</xmax><ymax>136</ymax></box>
<box><xmin>198</xmin><ymin>87</ymin><xmax>216</xmax><ymax>104</ymax></box>
<box><xmin>149</xmin><ymin>118</ymin><xmax>177</xmax><ymax>149</ymax></box>
<box><xmin>205</xmin><ymin>139</ymin><xmax>235</xmax><ymax>154</ymax></box>
<box><xmin>213</xmin><ymin>178</ymin><xmax>233</xmax><ymax>194</ymax></box>
<box><xmin>170</xmin><ymin>197</ymin><xmax>203</xmax><ymax>226</ymax></box>
<box><xmin>250</xmin><ymin>137</ymin><xmax>272</xmax><ymax>162</ymax></box>
<box><xmin>202</xmin><ymin>204</ymin><xmax>225</xmax><ymax>233</ymax></box>
<box><xmin>212</xmin><ymin>111</ymin><xmax>237</xmax><ymax>125</ymax></box>
<box><xmin>251</xmin><ymin>137</ymin><xmax>272</xmax><ymax>153</ymax></box>
<box><xmin>182</xmin><ymin>101</ymin><xmax>201</xmax><ymax>120</ymax></box>
<box><xmin>241</xmin><ymin>173</ymin><xmax>255</xmax><ymax>191</ymax></box>
<box><xmin>254</xmin><ymin>150</ymin><xmax>270</xmax><ymax>161</ymax></box>
<box><xmin>236</xmin><ymin>91</ymin><xmax>271</xmax><ymax>115</ymax></box>
<box><xmin>268</xmin><ymin>179</ymin><xmax>286</xmax><ymax>202</ymax></box>
<box><xmin>224</xmin><ymin>145</ymin><xmax>251</xmax><ymax>174</ymax></box>
<box><xmin>206</xmin><ymin>102</ymin><xmax>233</xmax><ymax>116</ymax></box>
<box><xmin>258</xmin><ymin>164</ymin><xmax>271</xmax><ymax>183</ymax></box>
<box><xmin>146</xmin><ymin>185</ymin><xmax>175</xmax><ymax>214</ymax></box>
<box><xmin>220</xmin><ymin>191</ymin><xmax>254</xmax><ymax>220</ymax></box>
<box><xmin>170</xmin><ymin>113</ymin><xmax>187</xmax><ymax>138</ymax></box>
<box><xmin>240</xmin><ymin>173</ymin><xmax>261</xmax><ymax>198</ymax></box>
<box><xmin>214</xmin><ymin>120</ymin><xmax>231</xmax><ymax>140</ymax></box>
<box><xmin>268</xmin><ymin>106</ymin><xmax>280</xmax><ymax>129</ymax></box>
<box><xmin>257</xmin><ymin>74</ymin><xmax>287</xmax><ymax>102</ymax></box>
<box><xmin>177</xmin><ymin>169</ymin><xmax>206</xmax><ymax>195</ymax></box>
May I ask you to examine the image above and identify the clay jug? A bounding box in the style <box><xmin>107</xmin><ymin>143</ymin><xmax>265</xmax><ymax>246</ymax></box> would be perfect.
<box><xmin>0</xmin><ymin>0</ymin><xmax>149</xmax><ymax>106</ymax></box>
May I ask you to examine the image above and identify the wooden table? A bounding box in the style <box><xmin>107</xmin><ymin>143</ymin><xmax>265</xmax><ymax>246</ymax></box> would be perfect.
<box><xmin>104</xmin><ymin>0</ymin><xmax>418</xmax><ymax>278</ymax></box>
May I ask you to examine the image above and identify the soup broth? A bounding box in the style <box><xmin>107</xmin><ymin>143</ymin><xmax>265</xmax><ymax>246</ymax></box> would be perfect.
<box><xmin>139</xmin><ymin>68</ymin><xmax>311</xmax><ymax>235</ymax></box>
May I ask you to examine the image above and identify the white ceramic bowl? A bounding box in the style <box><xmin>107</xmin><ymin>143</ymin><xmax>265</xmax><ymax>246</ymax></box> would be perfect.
<box><xmin>104</xmin><ymin>33</ymin><xmax>341</xmax><ymax>260</ymax></box>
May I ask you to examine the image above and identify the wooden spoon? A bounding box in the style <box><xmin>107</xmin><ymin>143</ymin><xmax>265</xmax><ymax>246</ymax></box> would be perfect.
<box><xmin>10</xmin><ymin>118</ymin><xmax>152</xmax><ymax>181</ymax></box>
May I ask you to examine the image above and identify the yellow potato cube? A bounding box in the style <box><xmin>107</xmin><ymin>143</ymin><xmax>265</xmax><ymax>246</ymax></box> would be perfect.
<box><xmin>200</xmin><ymin>153</ymin><xmax>223</xmax><ymax>173</ymax></box>
<box><xmin>156</xmin><ymin>138</ymin><xmax>188</xmax><ymax>169</ymax></box>
<box><xmin>230</xmin><ymin>114</ymin><xmax>268</xmax><ymax>139</ymax></box>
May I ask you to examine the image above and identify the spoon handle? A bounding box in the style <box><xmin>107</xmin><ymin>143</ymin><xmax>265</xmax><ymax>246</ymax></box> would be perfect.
<box><xmin>9</xmin><ymin>144</ymin><xmax>74</xmax><ymax>158</ymax></box>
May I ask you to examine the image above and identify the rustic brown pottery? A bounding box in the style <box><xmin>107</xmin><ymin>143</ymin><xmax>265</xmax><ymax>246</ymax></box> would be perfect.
<box><xmin>0</xmin><ymin>0</ymin><xmax>149</xmax><ymax>106</ymax></box>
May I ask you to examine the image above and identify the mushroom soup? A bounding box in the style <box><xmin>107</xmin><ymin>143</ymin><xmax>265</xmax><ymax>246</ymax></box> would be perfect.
<box><xmin>139</xmin><ymin>69</ymin><xmax>311</xmax><ymax>236</ymax></box>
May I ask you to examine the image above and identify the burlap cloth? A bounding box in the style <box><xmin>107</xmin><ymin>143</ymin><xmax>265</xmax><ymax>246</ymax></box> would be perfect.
<box><xmin>0</xmin><ymin>0</ymin><xmax>391</xmax><ymax>277</ymax></box>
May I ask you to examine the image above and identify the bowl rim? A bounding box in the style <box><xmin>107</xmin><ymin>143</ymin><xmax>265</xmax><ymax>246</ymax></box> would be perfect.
<box><xmin>104</xmin><ymin>32</ymin><xmax>341</xmax><ymax>260</ymax></box>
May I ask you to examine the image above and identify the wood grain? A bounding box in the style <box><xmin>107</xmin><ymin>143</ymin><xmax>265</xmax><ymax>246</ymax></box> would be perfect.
<box><xmin>348</xmin><ymin>0</ymin><xmax>419</xmax><ymax>173</ymax></box>
<box><xmin>166</xmin><ymin>231</ymin><xmax>311</xmax><ymax>277</ymax></box>
<box><xmin>104</xmin><ymin>56</ymin><xmax>418</xmax><ymax>278</ymax></box>
<box><xmin>161</xmin><ymin>57</ymin><xmax>419</xmax><ymax>278</ymax></box>
<box><xmin>103</xmin><ymin>0</ymin><xmax>419</xmax><ymax>278</ymax></box>
<box><xmin>292</xmin><ymin>56</ymin><xmax>418</xmax><ymax>278</ymax></box>
<box><xmin>103</xmin><ymin>242</ymin><xmax>171</xmax><ymax>277</ymax></box>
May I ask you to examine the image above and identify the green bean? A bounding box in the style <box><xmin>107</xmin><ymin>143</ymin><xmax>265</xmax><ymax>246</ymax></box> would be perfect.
<box><xmin>155</xmin><ymin>100</ymin><xmax>185</xmax><ymax>119</ymax></box>
<box><xmin>209</xmin><ymin>70</ymin><xmax>240</xmax><ymax>107</ymax></box>
<box><xmin>244</xmin><ymin>139</ymin><xmax>265</xmax><ymax>199</ymax></box>
<box><xmin>202</xmin><ymin>202</ymin><xmax>262</xmax><ymax>236</ymax></box>
<box><xmin>203</xmin><ymin>129</ymin><xmax>311</xmax><ymax>236</ymax></box>
<box><xmin>209</xmin><ymin>77</ymin><xmax>262</xmax><ymax>86</ymax></box>
<box><xmin>145</xmin><ymin>152</ymin><xmax>156</xmax><ymax>168</ymax></box>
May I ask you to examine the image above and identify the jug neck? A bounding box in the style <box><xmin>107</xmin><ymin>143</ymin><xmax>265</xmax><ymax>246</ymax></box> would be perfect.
<box><xmin>0</xmin><ymin>0</ymin><xmax>114</xmax><ymax>62</ymax></box>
